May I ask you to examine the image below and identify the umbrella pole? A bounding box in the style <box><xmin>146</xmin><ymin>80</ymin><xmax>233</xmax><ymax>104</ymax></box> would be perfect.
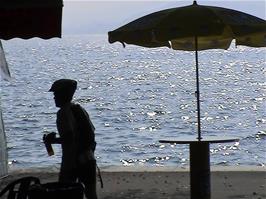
<box><xmin>195</xmin><ymin>36</ymin><xmax>202</xmax><ymax>140</ymax></box>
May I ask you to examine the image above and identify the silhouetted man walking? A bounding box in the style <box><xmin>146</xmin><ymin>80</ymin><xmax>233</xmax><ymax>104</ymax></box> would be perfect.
<box><xmin>44</xmin><ymin>79</ymin><xmax>97</xmax><ymax>199</ymax></box>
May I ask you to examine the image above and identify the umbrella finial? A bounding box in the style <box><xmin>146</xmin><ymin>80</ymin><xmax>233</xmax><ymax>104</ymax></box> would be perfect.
<box><xmin>193</xmin><ymin>1</ymin><xmax>197</xmax><ymax>5</ymax></box>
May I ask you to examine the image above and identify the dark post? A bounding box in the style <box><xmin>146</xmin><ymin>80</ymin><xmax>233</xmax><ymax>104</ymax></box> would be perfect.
<box><xmin>195</xmin><ymin>36</ymin><xmax>202</xmax><ymax>140</ymax></box>
<box><xmin>190</xmin><ymin>142</ymin><xmax>211</xmax><ymax>199</ymax></box>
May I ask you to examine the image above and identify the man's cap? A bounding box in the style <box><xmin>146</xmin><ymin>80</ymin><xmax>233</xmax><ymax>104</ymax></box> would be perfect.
<box><xmin>49</xmin><ymin>79</ymin><xmax>77</xmax><ymax>93</ymax></box>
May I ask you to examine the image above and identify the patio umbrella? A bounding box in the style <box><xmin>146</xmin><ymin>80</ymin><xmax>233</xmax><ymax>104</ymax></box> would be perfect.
<box><xmin>108</xmin><ymin>0</ymin><xmax>266</xmax><ymax>140</ymax></box>
<box><xmin>0</xmin><ymin>0</ymin><xmax>63</xmax><ymax>178</ymax></box>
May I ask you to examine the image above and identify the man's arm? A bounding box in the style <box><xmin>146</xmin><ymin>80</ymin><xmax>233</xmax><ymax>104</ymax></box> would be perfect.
<box><xmin>52</xmin><ymin>137</ymin><xmax>62</xmax><ymax>144</ymax></box>
<box><xmin>43</xmin><ymin>132</ymin><xmax>62</xmax><ymax>144</ymax></box>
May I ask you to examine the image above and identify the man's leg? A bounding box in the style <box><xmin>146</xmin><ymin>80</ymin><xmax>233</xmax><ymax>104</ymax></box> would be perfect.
<box><xmin>59</xmin><ymin>168</ymin><xmax>77</xmax><ymax>182</ymax></box>
<box><xmin>78</xmin><ymin>160</ymin><xmax>97</xmax><ymax>199</ymax></box>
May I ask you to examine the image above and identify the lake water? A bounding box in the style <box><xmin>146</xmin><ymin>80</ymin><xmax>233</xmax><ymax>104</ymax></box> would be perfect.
<box><xmin>1</xmin><ymin>34</ymin><xmax>265</xmax><ymax>169</ymax></box>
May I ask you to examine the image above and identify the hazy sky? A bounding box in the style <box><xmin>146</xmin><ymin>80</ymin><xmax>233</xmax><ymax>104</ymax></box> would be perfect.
<box><xmin>62</xmin><ymin>1</ymin><xmax>266</xmax><ymax>34</ymax></box>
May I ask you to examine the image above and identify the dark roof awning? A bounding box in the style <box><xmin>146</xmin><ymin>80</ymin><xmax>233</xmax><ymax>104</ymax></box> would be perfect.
<box><xmin>0</xmin><ymin>0</ymin><xmax>63</xmax><ymax>40</ymax></box>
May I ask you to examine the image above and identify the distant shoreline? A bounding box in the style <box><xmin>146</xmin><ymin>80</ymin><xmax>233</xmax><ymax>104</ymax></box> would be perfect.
<box><xmin>7</xmin><ymin>165</ymin><xmax>266</xmax><ymax>173</ymax></box>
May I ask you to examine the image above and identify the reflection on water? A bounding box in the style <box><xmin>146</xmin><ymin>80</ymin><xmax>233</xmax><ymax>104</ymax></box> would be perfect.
<box><xmin>1</xmin><ymin>35</ymin><xmax>265</xmax><ymax>168</ymax></box>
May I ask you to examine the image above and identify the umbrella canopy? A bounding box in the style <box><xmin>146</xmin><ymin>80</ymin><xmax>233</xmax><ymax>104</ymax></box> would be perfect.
<box><xmin>0</xmin><ymin>0</ymin><xmax>63</xmax><ymax>40</ymax></box>
<box><xmin>108</xmin><ymin>1</ymin><xmax>266</xmax><ymax>140</ymax></box>
<box><xmin>109</xmin><ymin>1</ymin><xmax>266</xmax><ymax>50</ymax></box>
